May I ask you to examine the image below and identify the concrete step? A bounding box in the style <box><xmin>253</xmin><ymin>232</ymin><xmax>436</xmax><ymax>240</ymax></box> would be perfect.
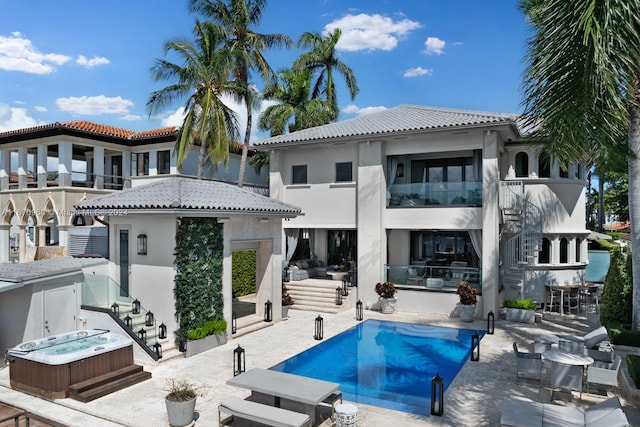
<box><xmin>232</xmin><ymin>319</ymin><xmax>274</xmax><ymax>338</ymax></box>
<box><xmin>290</xmin><ymin>305</ymin><xmax>340</xmax><ymax>314</ymax></box>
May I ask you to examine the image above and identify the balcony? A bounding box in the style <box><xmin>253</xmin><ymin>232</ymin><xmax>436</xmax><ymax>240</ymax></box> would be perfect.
<box><xmin>387</xmin><ymin>182</ymin><xmax>481</xmax><ymax>207</ymax></box>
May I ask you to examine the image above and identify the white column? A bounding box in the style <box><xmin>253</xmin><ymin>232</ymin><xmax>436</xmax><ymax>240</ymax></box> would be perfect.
<box><xmin>93</xmin><ymin>146</ymin><xmax>105</xmax><ymax>189</ymax></box>
<box><xmin>482</xmin><ymin>130</ymin><xmax>500</xmax><ymax>316</ymax></box>
<box><xmin>170</xmin><ymin>148</ymin><xmax>179</xmax><ymax>174</ymax></box>
<box><xmin>58</xmin><ymin>141</ymin><xmax>72</xmax><ymax>187</ymax></box>
<box><xmin>149</xmin><ymin>149</ymin><xmax>158</xmax><ymax>176</ymax></box>
<box><xmin>18</xmin><ymin>225</ymin><xmax>26</xmax><ymax>263</ymax></box>
<box><xmin>37</xmin><ymin>145</ymin><xmax>47</xmax><ymax>188</ymax></box>
<box><xmin>551</xmin><ymin>235</ymin><xmax>560</xmax><ymax>264</ymax></box>
<box><xmin>122</xmin><ymin>152</ymin><xmax>132</xmax><ymax>189</ymax></box>
<box><xmin>0</xmin><ymin>150</ymin><xmax>11</xmax><ymax>190</ymax></box>
<box><xmin>58</xmin><ymin>225</ymin><xmax>69</xmax><ymax>250</ymax></box>
<box><xmin>17</xmin><ymin>147</ymin><xmax>28</xmax><ymax>189</ymax></box>
<box><xmin>0</xmin><ymin>225</ymin><xmax>9</xmax><ymax>262</ymax></box>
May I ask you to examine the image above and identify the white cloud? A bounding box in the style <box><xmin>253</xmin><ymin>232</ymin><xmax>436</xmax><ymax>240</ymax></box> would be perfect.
<box><xmin>34</xmin><ymin>105</ymin><xmax>47</xmax><ymax>112</ymax></box>
<box><xmin>120</xmin><ymin>114</ymin><xmax>141</xmax><ymax>121</ymax></box>
<box><xmin>56</xmin><ymin>95</ymin><xmax>133</xmax><ymax>115</ymax></box>
<box><xmin>424</xmin><ymin>37</ymin><xmax>445</xmax><ymax>55</ymax></box>
<box><xmin>324</xmin><ymin>14</ymin><xmax>422</xmax><ymax>52</ymax></box>
<box><xmin>0</xmin><ymin>104</ymin><xmax>45</xmax><ymax>131</ymax></box>
<box><xmin>159</xmin><ymin>107</ymin><xmax>186</xmax><ymax>128</ymax></box>
<box><xmin>76</xmin><ymin>55</ymin><xmax>110</xmax><ymax>68</ymax></box>
<box><xmin>0</xmin><ymin>32</ymin><xmax>71</xmax><ymax>74</ymax></box>
<box><xmin>342</xmin><ymin>104</ymin><xmax>387</xmax><ymax>116</ymax></box>
<box><xmin>403</xmin><ymin>67</ymin><xmax>433</xmax><ymax>78</ymax></box>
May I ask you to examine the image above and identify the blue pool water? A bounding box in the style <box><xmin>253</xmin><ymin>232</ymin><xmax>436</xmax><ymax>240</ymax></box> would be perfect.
<box><xmin>270</xmin><ymin>319</ymin><xmax>484</xmax><ymax>416</ymax></box>
<box><xmin>586</xmin><ymin>250</ymin><xmax>610</xmax><ymax>283</ymax></box>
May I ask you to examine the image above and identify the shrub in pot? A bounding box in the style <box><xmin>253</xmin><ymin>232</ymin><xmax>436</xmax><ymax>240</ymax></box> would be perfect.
<box><xmin>165</xmin><ymin>379</ymin><xmax>200</xmax><ymax>427</ymax></box>
<box><xmin>375</xmin><ymin>281</ymin><xmax>397</xmax><ymax>313</ymax></box>
<box><xmin>503</xmin><ymin>298</ymin><xmax>537</xmax><ymax>323</ymax></box>
<box><xmin>457</xmin><ymin>281</ymin><xmax>477</xmax><ymax>322</ymax></box>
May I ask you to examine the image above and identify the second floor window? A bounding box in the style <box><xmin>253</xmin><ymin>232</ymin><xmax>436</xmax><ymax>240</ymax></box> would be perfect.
<box><xmin>292</xmin><ymin>165</ymin><xmax>307</xmax><ymax>184</ymax></box>
<box><xmin>131</xmin><ymin>152</ymin><xmax>149</xmax><ymax>176</ymax></box>
<box><xmin>158</xmin><ymin>150</ymin><xmax>171</xmax><ymax>174</ymax></box>
<box><xmin>515</xmin><ymin>152</ymin><xmax>528</xmax><ymax>177</ymax></box>
<box><xmin>335</xmin><ymin>162</ymin><xmax>352</xmax><ymax>182</ymax></box>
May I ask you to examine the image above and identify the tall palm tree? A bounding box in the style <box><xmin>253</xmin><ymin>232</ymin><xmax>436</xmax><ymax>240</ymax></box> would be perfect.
<box><xmin>294</xmin><ymin>28</ymin><xmax>359</xmax><ymax>120</ymax></box>
<box><xmin>147</xmin><ymin>20</ymin><xmax>241</xmax><ymax>179</ymax></box>
<box><xmin>189</xmin><ymin>0</ymin><xmax>291</xmax><ymax>187</ymax></box>
<box><xmin>258</xmin><ymin>68</ymin><xmax>335</xmax><ymax>136</ymax></box>
<box><xmin>519</xmin><ymin>0</ymin><xmax>640</xmax><ymax>329</ymax></box>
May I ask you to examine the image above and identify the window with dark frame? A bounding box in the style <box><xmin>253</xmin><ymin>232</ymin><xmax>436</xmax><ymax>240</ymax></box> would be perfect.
<box><xmin>335</xmin><ymin>162</ymin><xmax>352</xmax><ymax>182</ymax></box>
<box><xmin>158</xmin><ymin>150</ymin><xmax>171</xmax><ymax>174</ymax></box>
<box><xmin>538</xmin><ymin>238</ymin><xmax>551</xmax><ymax>264</ymax></box>
<box><xmin>560</xmin><ymin>238</ymin><xmax>568</xmax><ymax>263</ymax></box>
<box><xmin>292</xmin><ymin>165</ymin><xmax>307</xmax><ymax>184</ymax></box>
<box><xmin>132</xmin><ymin>152</ymin><xmax>149</xmax><ymax>176</ymax></box>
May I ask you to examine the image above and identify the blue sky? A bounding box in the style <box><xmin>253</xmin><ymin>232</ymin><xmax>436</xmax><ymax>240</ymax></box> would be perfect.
<box><xmin>0</xmin><ymin>1</ymin><xmax>529</xmax><ymax>141</ymax></box>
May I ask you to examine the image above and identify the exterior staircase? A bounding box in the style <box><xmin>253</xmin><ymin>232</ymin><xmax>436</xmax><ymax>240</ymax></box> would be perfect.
<box><xmin>286</xmin><ymin>279</ymin><xmax>356</xmax><ymax>314</ymax></box>
<box><xmin>499</xmin><ymin>181</ymin><xmax>543</xmax><ymax>301</ymax></box>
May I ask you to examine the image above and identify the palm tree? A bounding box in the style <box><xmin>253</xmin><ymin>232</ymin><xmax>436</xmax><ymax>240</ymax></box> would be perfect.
<box><xmin>147</xmin><ymin>20</ymin><xmax>241</xmax><ymax>179</ymax></box>
<box><xmin>519</xmin><ymin>0</ymin><xmax>640</xmax><ymax>329</ymax></box>
<box><xmin>294</xmin><ymin>28</ymin><xmax>359</xmax><ymax>120</ymax></box>
<box><xmin>258</xmin><ymin>68</ymin><xmax>335</xmax><ymax>136</ymax></box>
<box><xmin>189</xmin><ymin>0</ymin><xmax>292</xmax><ymax>187</ymax></box>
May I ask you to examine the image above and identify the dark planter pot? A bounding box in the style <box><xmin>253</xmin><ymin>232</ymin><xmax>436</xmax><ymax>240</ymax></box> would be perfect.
<box><xmin>185</xmin><ymin>332</ymin><xmax>227</xmax><ymax>358</ymax></box>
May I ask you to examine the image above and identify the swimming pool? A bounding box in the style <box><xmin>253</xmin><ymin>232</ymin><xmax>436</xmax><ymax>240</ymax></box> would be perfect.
<box><xmin>270</xmin><ymin>319</ymin><xmax>483</xmax><ymax>416</ymax></box>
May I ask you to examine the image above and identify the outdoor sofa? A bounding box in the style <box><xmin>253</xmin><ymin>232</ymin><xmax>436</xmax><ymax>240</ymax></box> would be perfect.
<box><xmin>288</xmin><ymin>259</ymin><xmax>327</xmax><ymax>281</ymax></box>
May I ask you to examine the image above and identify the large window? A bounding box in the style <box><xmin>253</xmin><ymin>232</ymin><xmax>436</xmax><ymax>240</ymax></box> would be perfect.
<box><xmin>560</xmin><ymin>238</ymin><xmax>568</xmax><ymax>263</ymax></box>
<box><xmin>409</xmin><ymin>157</ymin><xmax>476</xmax><ymax>205</ymax></box>
<box><xmin>515</xmin><ymin>152</ymin><xmax>528</xmax><ymax>177</ymax></box>
<box><xmin>292</xmin><ymin>165</ymin><xmax>307</xmax><ymax>184</ymax></box>
<box><xmin>327</xmin><ymin>230</ymin><xmax>357</xmax><ymax>266</ymax></box>
<box><xmin>335</xmin><ymin>162</ymin><xmax>352</xmax><ymax>182</ymax></box>
<box><xmin>132</xmin><ymin>152</ymin><xmax>149</xmax><ymax>176</ymax></box>
<box><xmin>538</xmin><ymin>238</ymin><xmax>550</xmax><ymax>264</ymax></box>
<box><xmin>158</xmin><ymin>150</ymin><xmax>171</xmax><ymax>174</ymax></box>
<box><xmin>410</xmin><ymin>231</ymin><xmax>478</xmax><ymax>268</ymax></box>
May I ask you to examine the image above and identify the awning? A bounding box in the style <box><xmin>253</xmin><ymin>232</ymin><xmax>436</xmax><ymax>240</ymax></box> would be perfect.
<box><xmin>587</xmin><ymin>231</ymin><xmax>612</xmax><ymax>241</ymax></box>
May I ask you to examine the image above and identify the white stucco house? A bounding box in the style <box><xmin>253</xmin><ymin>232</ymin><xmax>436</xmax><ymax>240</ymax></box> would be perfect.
<box><xmin>255</xmin><ymin>104</ymin><xmax>589</xmax><ymax>318</ymax></box>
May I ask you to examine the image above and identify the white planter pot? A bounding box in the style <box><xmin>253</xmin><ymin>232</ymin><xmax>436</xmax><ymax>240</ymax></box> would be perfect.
<box><xmin>165</xmin><ymin>396</ymin><xmax>196</xmax><ymax>427</ymax></box>
<box><xmin>282</xmin><ymin>305</ymin><xmax>290</xmax><ymax>318</ymax></box>
<box><xmin>185</xmin><ymin>332</ymin><xmax>227</xmax><ymax>358</ymax></box>
<box><xmin>459</xmin><ymin>304</ymin><xmax>476</xmax><ymax>322</ymax></box>
<box><xmin>379</xmin><ymin>297</ymin><xmax>397</xmax><ymax>314</ymax></box>
<box><xmin>505</xmin><ymin>308</ymin><xmax>535</xmax><ymax>324</ymax></box>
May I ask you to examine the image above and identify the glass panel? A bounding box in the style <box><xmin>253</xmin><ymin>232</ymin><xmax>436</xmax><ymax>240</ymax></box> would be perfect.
<box><xmin>335</xmin><ymin>162</ymin><xmax>352</xmax><ymax>182</ymax></box>
<box><xmin>292</xmin><ymin>165</ymin><xmax>307</xmax><ymax>184</ymax></box>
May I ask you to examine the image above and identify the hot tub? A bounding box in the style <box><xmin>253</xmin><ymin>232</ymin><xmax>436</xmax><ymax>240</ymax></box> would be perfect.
<box><xmin>7</xmin><ymin>329</ymin><xmax>134</xmax><ymax>399</ymax></box>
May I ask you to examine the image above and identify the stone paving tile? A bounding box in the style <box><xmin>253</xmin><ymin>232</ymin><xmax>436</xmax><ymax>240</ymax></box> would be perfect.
<box><xmin>0</xmin><ymin>309</ymin><xmax>638</xmax><ymax>426</ymax></box>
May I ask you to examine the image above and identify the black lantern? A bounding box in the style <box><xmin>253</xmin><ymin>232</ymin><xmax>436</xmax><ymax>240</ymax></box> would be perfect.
<box><xmin>145</xmin><ymin>311</ymin><xmax>154</xmax><ymax>327</ymax></box>
<box><xmin>132</xmin><ymin>299</ymin><xmax>141</xmax><ymax>315</ymax></box>
<box><xmin>158</xmin><ymin>323</ymin><xmax>167</xmax><ymax>339</ymax></box>
<box><xmin>335</xmin><ymin>287</ymin><xmax>342</xmax><ymax>305</ymax></box>
<box><xmin>283</xmin><ymin>266</ymin><xmax>290</xmax><ymax>283</ymax></box>
<box><xmin>314</xmin><ymin>315</ymin><xmax>324</xmax><ymax>340</ymax></box>
<box><xmin>356</xmin><ymin>300</ymin><xmax>363</xmax><ymax>321</ymax></box>
<box><xmin>487</xmin><ymin>311</ymin><xmax>495</xmax><ymax>335</ymax></box>
<box><xmin>110</xmin><ymin>302</ymin><xmax>119</xmax><ymax>316</ymax></box>
<box><xmin>431</xmin><ymin>373</ymin><xmax>444</xmax><ymax>416</ymax></box>
<box><xmin>124</xmin><ymin>315</ymin><xmax>133</xmax><ymax>329</ymax></box>
<box><xmin>137</xmin><ymin>234</ymin><xmax>147</xmax><ymax>255</ymax></box>
<box><xmin>264</xmin><ymin>300</ymin><xmax>272</xmax><ymax>322</ymax></box>
<box><xmin>233</xmin><ymin>345</ymin><xmax>245</xmax><ymax>377</ymax></box>
<box><xmin>232</xmin><ymin>312</ymin><xmax>237</xmax><ymax>334</ymax></box>
<box><xmin>341</xmin><ymin>279</ymin><xmax>349</xmax><ymax>296</ymax></box>
<box><xmin>471</xmin><ymin>332</ymin><xmax>480</xmax><ymax>361</ymax></box>
<box><xmin>138</xmin><ymin>328</ymin><xmax>147</xmax><ymax>343</ymax></box>
<box><xmin>153</xmin><ymin>342</ymin><xmax>162</xmax><ymax>359</ymax></box>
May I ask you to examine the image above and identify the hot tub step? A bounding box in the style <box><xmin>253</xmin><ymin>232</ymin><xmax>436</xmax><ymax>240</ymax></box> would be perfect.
<box><xmin>69</xmin><ymin>364</ymin><xmax>151</xmax><ymax>402</ymax></box>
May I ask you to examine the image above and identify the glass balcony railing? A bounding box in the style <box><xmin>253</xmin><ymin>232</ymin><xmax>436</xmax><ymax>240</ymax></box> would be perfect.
<box><xmin>385</xmin><ymin>264</ymin><xmax>481</xmax><ymax>294</ymax></box>
<box><xmin>387</xmin><ymin>181</ymin><xmax>482</xmax><ymax>207</ymax></box>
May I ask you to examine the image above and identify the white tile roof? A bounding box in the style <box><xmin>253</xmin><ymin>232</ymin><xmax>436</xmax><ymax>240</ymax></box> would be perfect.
<box><xmin>74</xmin><ymin>177</ymin><xmax>301</xmax><ymax>216</ymax></box>
<box><xmin>255</xmin><ymin>104</ymin><xmax>521</xmax><ymax>146</ymax></box>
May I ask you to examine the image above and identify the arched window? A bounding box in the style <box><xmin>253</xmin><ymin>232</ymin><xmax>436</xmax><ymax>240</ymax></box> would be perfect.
<box><xmin>515</xmin><ymin>152</ymin><xmax>528</xmax><ymax>177</ymax></box>
<box><xmin>575</xmin><ymin>237</ymin><xmax>581</xmax><ymax>262</ymax></box>
<box><xmin>560</xmin><ymin>238</ymin><xmax>568</xmax><ymax>263</ymax></box>
<box><xmin>538</xmin><ymin>153</ymin><xmax>550</xmax><ymax>177</ymax></box>
<box><xmin>538</xmin><ymin>238</ymin><xmax>550</xmax><ymax>264</ymax></box>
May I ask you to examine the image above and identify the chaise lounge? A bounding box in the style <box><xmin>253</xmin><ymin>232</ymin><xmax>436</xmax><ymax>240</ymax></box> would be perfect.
<box><xmin>500</xmin><ymin>396</ymin><xmax>630</xmax><ymax>427</ymax></box>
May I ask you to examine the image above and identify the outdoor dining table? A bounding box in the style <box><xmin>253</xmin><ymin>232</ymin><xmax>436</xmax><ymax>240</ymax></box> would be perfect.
<box><xmin>227</xmin><ymin>368</ymin><xmax>340</xmax><ymax>424</ymax></box>
<box><xmin>549</xmin><ymin>284</ymin><xmax>579</xmax><ymax>315</ymax></box>
<box><xmin>542</xmin><ymin>350</ymin><xmax>594</xmax><ymax>399</ymax></box>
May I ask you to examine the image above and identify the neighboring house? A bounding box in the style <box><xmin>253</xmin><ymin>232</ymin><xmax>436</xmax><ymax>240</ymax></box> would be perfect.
<box><xmin>0</xmin><ymin>121</ymin><xmax>268</xmax><ymax>263</ymax></box>
<box><xmin>255</xmin><ymin>104</ymin><xmax>589</xmax><ymax>317</ymax></box>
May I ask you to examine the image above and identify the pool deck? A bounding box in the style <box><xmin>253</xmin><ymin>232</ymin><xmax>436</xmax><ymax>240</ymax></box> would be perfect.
<box><xmin>1</xmin><ymin>309</ymin><xmax>639</xmax><ymax>426</ymax></box>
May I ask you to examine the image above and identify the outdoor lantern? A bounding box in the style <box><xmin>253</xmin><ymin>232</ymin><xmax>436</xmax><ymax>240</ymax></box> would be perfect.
<box><xmin>487</xmin><ymin>311</ymin><xmax>495</xmax><ymax>335</ymax></box>
<box><xmin>110</xmin><ymin>302</ymin><xmax>119</xmax><ymax>316</ymax></box>
<box><xmin>145</xmin><ymin>311</ymin><xmax>154</xmax><ymax>327</ymax></box>
<box><xmin>132</xmin><ymin>299</ymin><xmax>141</xmax><ymax>314</ymax></box>
<box><xmin>153</xmin><ymin>342</ymin><xmax>162</xmax><ymax>359</ymax></box>
<box><xmin>356</xmin><ymin>300</ymin><xmax>363</xmax><ymax>321</ymax></box>
<box><xmin>233</xmin><ymin>345</ymin><xmax>245</xmax><ymax>377</ymax></box>
<box><xmin>341</xmin><ymin>279</ymin><xmax>349</xmax><ymax>296</ymax></box>
<box><xmin>232</xmin><ymin>312</ymin><xmax>237</xmax><ymax>334</ymax></box>
<box><xmin>471</xmin><ymin>332</ymin><xmax>480</xmax><ymax>361</ymax></box>
<box><xmin>314</xmin><ymin>315</ymin><xmax>324</xmax><ymax>340</ymax></box>
<box><xmin>137</xmin><ymin>234</ymin><xmax>147</xmax><ymax>255</ymax></box>
<box><xmin>124</xmin><ymin>315</ymin><xmax>133</xmax><ymax>329</ymax></box>
<box><xmin>159</xmin><ymin>323</ymin><xmax>167</xmax><ymax>339</ymax></box>
<box><xmin>264</xmin><ymin>300</ymin><xmax>272</xmax><ymax>322</ymax></box>
<box><xmin>431</xmin><ymin>373</ymin><xmax>444</xmax><ymax>416</ymax></box>
<box><xmin>138</xmin><ymin>328</ymin><xmax>147</xmax><ymax>343</ymax></box>
<box><xmin>335</xmin><ymin>287</ymin><xmax>342</xmax><ymax>305</ymax></box>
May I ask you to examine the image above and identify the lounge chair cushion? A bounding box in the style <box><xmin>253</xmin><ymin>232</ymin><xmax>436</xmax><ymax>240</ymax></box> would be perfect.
<box><xmin>583</xmin><ymin>326</ymin><xmax>610</xmax><ymax>349</ymax></box>
<box><xmin>219</xmin><ymin>396</ymin><xmax>311</xmax><ymax>427</ymax></box>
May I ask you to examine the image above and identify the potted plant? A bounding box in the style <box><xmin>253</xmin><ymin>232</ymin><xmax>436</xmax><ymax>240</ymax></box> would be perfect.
<box><xmin>457</xmin><ymin>281</ymin><xmax>477</xmax><ymax>322</ymax></box>
<box><xmin>164</xmin><ymin>379</ymin><xmax>200</xmax><ymax>427</ymax></box>
<box><xmin>503</xmin><ymin>298</ymin><xmax>537</xmax><ymax>324</ymax></box>
<box><xmin>282</xmin><ymin>282</ymin><xmax>293</xmax><ymax>318</ymax></box>
<box><xmin>184</xmin><ymin>318</ymin><xmax>227</xmax><ymax>357</ymax></box>
<box><xmin>375</xmin><ymin>281</ymin><xmax>397</xmax><ymax>314</ymax></box>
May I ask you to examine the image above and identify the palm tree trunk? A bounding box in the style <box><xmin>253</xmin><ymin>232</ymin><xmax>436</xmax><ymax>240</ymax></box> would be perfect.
<box><xmin>237</xmin><ymin>108</ymin><xmax>252</xmax><ymax>188</ymax></box>
<box><xmin>598</xmin><ymin>174</ymin><xmax>605</xmax><ymax>232</ymax></box>
<box><xmin>628</xmin><ymin>102</ymin><xmax>640</xmax><ymax>331</ymax></box>
<box><xmin>197</xmin><ymin>142</ymin><xmax>206</xmax><ymax>180</ymax></box>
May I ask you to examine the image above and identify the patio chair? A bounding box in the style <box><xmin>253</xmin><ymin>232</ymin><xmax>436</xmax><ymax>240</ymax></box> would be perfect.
<box><xmin>587</xmin><ymin>354</ymin><xmax>622</xmax><ymax>394</ymax></box>
<box><xmin>513</xmin><ymin>342</ymin><xmax>542</xmax><ymax>386</ymax></box>
<box><xmin>544</xmin><ymin>284</ymin><xmax>561</xmax><ymax>313</ymax></box>
<box><xmin>559</xmin><ymin>326</ymin><xmax>610</xmax><ymax>352</ymax></box>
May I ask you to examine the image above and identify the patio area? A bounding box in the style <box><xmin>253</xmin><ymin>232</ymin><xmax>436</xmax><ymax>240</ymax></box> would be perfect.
<box><xmin>0</xmin><ymin>308</ymin><xmax>639</xmax><ymax>426</ymax></box>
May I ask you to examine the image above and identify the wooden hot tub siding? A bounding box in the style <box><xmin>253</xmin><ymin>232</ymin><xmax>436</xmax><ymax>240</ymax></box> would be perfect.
<box><xmin>9</xmin><ymin>345</ymin><xmax>133</xmax><ymax>399</ymax></box>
